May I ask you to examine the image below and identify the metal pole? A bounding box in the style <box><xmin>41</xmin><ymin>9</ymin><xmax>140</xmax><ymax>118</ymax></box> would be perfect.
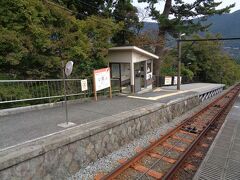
<box><xmin>177</xmin><ymin>34</ymin><xmax>182</xmax><ymax>90</ymax></box>
<box><xmin>61</xmin><ymin>58</ymin><xmax>69</xmax><ymax>125</ymax></box>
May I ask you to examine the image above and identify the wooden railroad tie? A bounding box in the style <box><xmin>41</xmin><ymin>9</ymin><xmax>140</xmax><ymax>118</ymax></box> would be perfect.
<box><xmin>171</xmin><ymin>135</ymin><xmax>193</xmax><ymax>143</ymax></box>
<box><xmin>135</xmin><ymin>147</ymin><xmax>176</xmax><ymax>164</ymax></box>
<box><xmin>193</xmin><ymin>151</ymin><xmax>203</xmax><ymax>158</ymax></box>
<box><xmin>179</xmin><ymin>130</ymin><xmax>198</xmax><ymax>137</ymax></box>
<box><xmin>118</xmin><ymin>158</ymin><xmax>163</xmax><ymax>179</ymax></box>
<box><xmin>184</xmin><ymin>163</ymin><xmax>197</xmax><ymax>171</ymax></box>
<box><xmin>200</xmin><ymin>143</ymin><xmax>209</xmax><ymax>148</ymax></box>
<box><xmin>148</xmin><ymin>152</ymin><xmax>176</xmax><ymax>164</ymax></box>
<box><xmin>207</xmin><ymin>136</ymin><xmax>213</xmax><ymax>140</ymax></box>
<box><xmin>162</xmin><ymin>142</ymin><xmax>185</xmax><ymax>152</ymax></box>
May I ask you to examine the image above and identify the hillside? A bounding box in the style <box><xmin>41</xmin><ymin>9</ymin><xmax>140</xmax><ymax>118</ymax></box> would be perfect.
<box><xmin>143</xmin><ymin>10</ymin><xmax>240</xmax><ymax>59</ymax></box>
<box><xmin>207</xmin><ymin>10</ymin><xmax>240</xmax><ymax>40</ymax></box>
<box><xmin>143</xmin><ymin>10</ymin><xmax>240</xmax><ymax>40</ymax></box>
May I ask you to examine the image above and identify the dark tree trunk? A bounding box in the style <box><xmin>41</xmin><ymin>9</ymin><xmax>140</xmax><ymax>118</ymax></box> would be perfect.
<box><xmin>154</xmin><ymin>0</ymin><xmax>172</xmax><ymax>86</ymax></box>
<box><xmin>154</xmin><ymin>30</ymin><xmax>165</xmax><ymax>77</ymax></box>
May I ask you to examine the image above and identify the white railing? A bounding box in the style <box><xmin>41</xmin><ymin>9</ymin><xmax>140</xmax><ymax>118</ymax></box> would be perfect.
<box><xmin>0</xmin><ymin>79</ymin><xmax>92</xmax><ymax>104</ymax></box>
<box><xmin>0</xmin><ymin>79</ymin><xmax>120</xmax><ymax>107</ymax></box>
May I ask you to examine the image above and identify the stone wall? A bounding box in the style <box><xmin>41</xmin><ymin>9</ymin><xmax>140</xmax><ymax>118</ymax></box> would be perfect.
<box><xmin>0</xmin><ymin>94</ymin><xmax>200</xmax><ymax>180</ymax></box>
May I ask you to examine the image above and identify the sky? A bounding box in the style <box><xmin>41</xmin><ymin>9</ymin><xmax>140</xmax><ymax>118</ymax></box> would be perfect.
<box><xmin>132</xmin><ymin>0</ymin><xmax>240</xmax><ymax>22</ymax></box>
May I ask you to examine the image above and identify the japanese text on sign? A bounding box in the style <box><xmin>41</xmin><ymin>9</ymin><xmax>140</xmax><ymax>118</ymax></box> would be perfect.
<box><xmin>164</xmin><ymin>76</ymin><xmax>172</xmax><ymax>85</ymax></box>
<box><xmin>81</xmin><ymin>79</ymin><xmax>88</xmax><ymax>91</ymax></box>
<box><xmin>94</xmin><ymin>68</ymin><xmax>111</xmax><ymax>91</ymax></box>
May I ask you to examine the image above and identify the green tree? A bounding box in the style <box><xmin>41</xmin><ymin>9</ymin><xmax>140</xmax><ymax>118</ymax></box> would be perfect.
<box><xmin>138</xmin><ymin>0</ymin><xmax>235</xmax><ymax>80</ymax></box>
<box><xmin>52</xmin><ymin>0</ymin><xmax>108</xmax><ymax>18</ymax></box>
<box><xmin>182</xmin><ymin>35</ymin><xmax>240</xmax><ymax>85</ymax></box>
<box><xmin>55</xmin><ymin>0</ymin><xmax>143</xmax><ymax>46</ymax></box>
<box><xmin>112</xmin><ymin>0</ymin><xmax>143</xmax><ymax>45</ymax></box>
<box><xmin>160</xmin><ymin>49</ymin><xmax>177</xmax><ymax>76</ymax></box>
<box><xmin>0</xmin><ymin>0</ymin><xmax>90</xmax><ymax>79</ymax></box>
<box><xmin>159</xmin><ymin>34</ymin><xmax>240</xmax><ymax>85</ymax></box>
<box><xmin>77</xmin><ymin>16</ymin><xmax>122</xmax><ymax>77</ymax></box>
<box><xmin>0</xmin><ymin>0</ymin><xmax>121</xmax><ymax>79</ymax></box>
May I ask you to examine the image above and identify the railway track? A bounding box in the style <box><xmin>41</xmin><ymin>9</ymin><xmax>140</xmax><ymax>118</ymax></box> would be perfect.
<box><xmin>96</xmin><ymin>84</ymin><xmax>240</xmax><ymax>180</ymax></box>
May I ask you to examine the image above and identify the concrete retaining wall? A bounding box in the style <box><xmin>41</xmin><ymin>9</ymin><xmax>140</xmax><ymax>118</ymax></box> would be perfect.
<box><xmin>0</xmin><ymin>94</ymin><xmax>200</xmax><ymax>180</ymax></box>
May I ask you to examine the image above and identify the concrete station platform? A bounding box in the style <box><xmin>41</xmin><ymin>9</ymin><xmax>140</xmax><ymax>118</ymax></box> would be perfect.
<box><xmin>130</xmin><ymin>83</ymin><xmax>224</xmax><ymax>102</ymax></box>
<box><xmin>0</xmin><ymin>83</ymin><xmax>223</xmax><ymax>150</ymax></box>
<box><xmin>194</xmin><ymin>94</ymin><xmax>240</xmax><ymax>180</ymax></box>
<box><xmin>0</xmin><ymin>83</ymin><xmax>225</xmax><ymax>179</ymax></box>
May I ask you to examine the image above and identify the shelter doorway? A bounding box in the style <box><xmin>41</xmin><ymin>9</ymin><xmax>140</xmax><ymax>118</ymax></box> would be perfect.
<box><xmin>110</xmin><ymin>63</ymin><xmax>131</xmax><ymax>93</ymax></box>
<box><xmin>134</xmin><ymin>62</ymin><xmax>145</xmax><ymax>93</ymax></box>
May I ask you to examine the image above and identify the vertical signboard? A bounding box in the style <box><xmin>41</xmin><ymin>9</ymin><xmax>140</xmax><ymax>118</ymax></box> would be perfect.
<box><xmin>93</xmin><ymin>67</ymin><xmax>112</xmax><ymax>101</ymax></box>
<box><xmin>174</xmin><ymin>76</ymin><xmax>182</xmax><ymax>85</ymax></box>
<box><xmin>164</xmin><ymin>76</ymin><xmax>172</xmax><ymax>85</ymax></box>
<box><xmin>81</xmin><ymin>79</ymin><xmax>88</xmax><ymax>91</ymax></box>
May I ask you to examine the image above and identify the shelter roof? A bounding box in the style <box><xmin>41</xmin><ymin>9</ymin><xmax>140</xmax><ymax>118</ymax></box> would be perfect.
<box><xmin>109</xmin><ymin>46</ymin><xmax>159</xmax><ymax>59</ymax></box>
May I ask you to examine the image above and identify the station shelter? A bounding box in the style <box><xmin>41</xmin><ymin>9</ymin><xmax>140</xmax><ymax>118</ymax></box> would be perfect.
<box><xmin>108</xmin><ymin>46</ymin><xmax>159</xmax><ymax>93</ymax></box>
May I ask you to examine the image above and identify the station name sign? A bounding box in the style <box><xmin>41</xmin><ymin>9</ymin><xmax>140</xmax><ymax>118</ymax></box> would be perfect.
<box><xmin>93</xmin><ymin>67</ymin><xmax>112</xmax><ymax>101</ymax></box>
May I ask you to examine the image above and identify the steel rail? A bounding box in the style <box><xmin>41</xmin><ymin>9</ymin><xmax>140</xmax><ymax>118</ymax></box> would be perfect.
<box><xmin>138</xmin><ymin>87</ymin><xmax>239</xmax><ymax>180</ymax></box>
<box><xmin>101</xmin><ymin>85</ymin><xmax>238</xmax><ymax>180</ymax></box>
<box><xmin>162</xmin><ymin>85</ymin><xmax>240</xmax><ymax>179</ymax></box>
<box><xmin>136</xmin><ymin>127</ymin><xmax>196</xmax><ymax>180</ymax></box>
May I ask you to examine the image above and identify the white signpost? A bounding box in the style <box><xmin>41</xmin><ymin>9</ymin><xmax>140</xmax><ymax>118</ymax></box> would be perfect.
<box><xmin>174</xmin><ymin>76</ymin><xmax>182</xmax><ymax>85</ymax></box>
<box><xmin>164</xmin><ymin>76</ymin><xmax>172</xmax><ymax>85</ymax></box>
<box><xmin>58</xmin><ymin>61</ymin><xmax>76</xmax><ymax>128</ymax></box>
<box><xmin>81</xmin><ymin>79</ymin><xmax>88</xmax><ymax>91</ymax></box>
<box><xmin>93</xmin><ymin>67</ymin><xmax>112</xmax><ymax>101</ymax></box>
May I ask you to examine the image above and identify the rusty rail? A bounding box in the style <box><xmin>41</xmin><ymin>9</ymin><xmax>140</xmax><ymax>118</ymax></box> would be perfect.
<box><xmin>162</xmin><ymin>85</ymin><xmax>240</xmax><ymax>179</ymax></box>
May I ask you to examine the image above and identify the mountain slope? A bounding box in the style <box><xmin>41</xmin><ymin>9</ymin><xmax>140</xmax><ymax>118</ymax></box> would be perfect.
<box><xmin>143</xmin><ymin>10</ymin><xmax>240</xmax><ymax>59</ymax></box>
<box><xmin>143</xmin><ymin>10</ymin><xmax>240</xmax><ymax>38</ymax></box>
<box><xmin>207</xmin><ymin>10</ymin><xmax>240</xmax><ymax>39</ymax></box>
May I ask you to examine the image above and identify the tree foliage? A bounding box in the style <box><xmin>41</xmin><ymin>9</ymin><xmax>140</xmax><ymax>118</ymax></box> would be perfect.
<box><xmin>181</xmin><ymin>35</ymin><xmax>240</xmax><ymax>85</ymax></box>
<box><xmin>0</xmin><ymin>0</ymin><xmax>121</xmax><ymax>79</ymax></box>
<box><xmin>160</xmin><ymin>34</ymin><xmax>240</xmax><ymax>85</ymax></box>
<box><xmin>52</xmin><ymin>0</ymin><xmax>109</xmax><ymax>17</ymax></box>
<box><xmin>112</xmin><ymin>0</ymin><xmax>143</xmax><ymax>46</ymax></box>
<box><xmin>77</xmin><ymin>16</ymin><xmax>122</xmax><ymax>77</ymax></box>
<box><xmin>55</xmin><ymin>0</ymin><xmax>143</xmax><ymax>46</ymax></box>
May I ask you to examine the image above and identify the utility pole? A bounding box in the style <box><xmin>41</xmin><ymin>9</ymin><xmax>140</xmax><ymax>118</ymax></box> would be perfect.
<box><xmin>177</xmin><ymin>33</ymin><xmax>182</xmax><ymax>90</ymax></box>
<box><xmin>61</xmin><ymin>56</ymin><xmax>69</xmax><ymax>125</ymax></box>
<box><xmin>56</xmin><ymin>48</ymin><xmax>69</xmax><ymax>125</ymax></box>
<box><xmin>176</xmin><ymin>36</ymin><xmax>240</xmax><ymax>90</ymax></box>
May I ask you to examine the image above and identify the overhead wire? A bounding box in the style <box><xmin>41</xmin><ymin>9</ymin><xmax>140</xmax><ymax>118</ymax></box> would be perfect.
<box><xmin>44</xmin><ymin>0</ymin><xmax>177</xmax><ymax>50</ymax></box>
<box><xmin>78</xmin><ymin>0</ymin><xmax>145</xmax><ymax>22</ymax></box>
<box><xmin>48</xmin><ymin>0</ymin><xmax>145</xmax><ymax>27</ymax></box>
<box><xmin>43</xmin><ymin>0</ymin><xmax>120</xmax><ymax>29</ymax></box>
<box><xmin>48</xmin><ymin>0</ymin><xmax>228</xmax><ymax>44</ymax></box>
<box><xmin>77</xmin><ymin>0</ymin><xmax>125</xmax><ymax>21</ymax></box>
